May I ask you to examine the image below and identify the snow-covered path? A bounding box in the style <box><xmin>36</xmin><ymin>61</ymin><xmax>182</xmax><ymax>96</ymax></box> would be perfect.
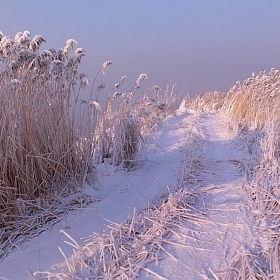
<box><xmin>0</xmin><ymin>110</ymin><xmax>248</xmax><ymax>279</ymax></box>
<box><xmin>143</xmin><ymin>112</ymin><xmax>248</xmax><ymax>279</ymax></box>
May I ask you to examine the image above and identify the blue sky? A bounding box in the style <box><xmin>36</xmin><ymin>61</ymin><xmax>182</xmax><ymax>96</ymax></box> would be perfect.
<box><xmin>1</xmin><ymin>1</ymin><xmax>280</xmax><ymax>96</ymax></box>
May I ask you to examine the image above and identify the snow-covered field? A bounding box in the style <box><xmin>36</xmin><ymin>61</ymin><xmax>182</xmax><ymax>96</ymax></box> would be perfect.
<box><xmin>1</xmin><ymin>104</ymin><xmax>251</xmax><ymax>279</ymax></box>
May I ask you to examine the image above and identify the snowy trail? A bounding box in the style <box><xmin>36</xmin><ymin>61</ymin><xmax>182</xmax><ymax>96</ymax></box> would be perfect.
<box><xmin>0</xmin><ymin>110</ymin><xmax>249</xmax><ymax>279</ymax></box>
<box><xmin>143</xmin><ymin>112</ymin><xmax>248</xmax><ymax>279</ymax></box>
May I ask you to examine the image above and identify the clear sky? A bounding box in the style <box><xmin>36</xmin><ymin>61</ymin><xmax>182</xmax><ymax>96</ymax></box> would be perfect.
<box><xmin>1</xmin><ymin>0</ymin><xmax>280</xmax><ymax>96</ymax></box>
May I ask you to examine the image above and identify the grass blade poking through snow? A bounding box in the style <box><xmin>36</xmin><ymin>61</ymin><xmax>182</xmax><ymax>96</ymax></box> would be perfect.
<box><xmin>33</xmin><ymin>188</ymin><xmax>206</xmax><ymax>279</ymax></box>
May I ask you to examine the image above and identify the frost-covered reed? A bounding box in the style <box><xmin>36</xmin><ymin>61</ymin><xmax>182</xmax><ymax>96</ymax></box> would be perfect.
<box><xmin>181</xmin><ymin>91</ymin><xmax>225</xmax><ymax>113</ymax></box>
<box><xmin>93</xmin><ymin>78</ymin><xmax>177</xmax><ymax>167</ymax></box>
<box><xmin>220</xmin><ymin>68</ymin><xmax>280</xmax><ymax>279</ymax></box>
<box><xmin>0</xmin><ymin>30</ymin><xmax>97</xmax><ymax>259</ymax></box>
<box><xmin>0</xmin><ymin>30</ymin><xmax>178</xmax><ymax>259</ymax></box>
<box><xmin>222</xmin><ymin>68</ymin><xmax>280</xmax><ymax>132</ymax></box>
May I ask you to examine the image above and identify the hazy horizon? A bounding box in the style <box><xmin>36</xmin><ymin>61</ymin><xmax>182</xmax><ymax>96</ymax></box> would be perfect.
<box><xmin>1</xmin><ymin>0</ymin><xmax>280</xmax><ymax>97</ymax></box>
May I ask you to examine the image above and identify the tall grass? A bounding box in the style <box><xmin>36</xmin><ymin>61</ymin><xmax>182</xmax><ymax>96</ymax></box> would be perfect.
<box><xmin>0</xmin><ymin>32</ymin><xmax>94</xmax><ymax>215</ymax></box>
<box><xmin>220</xmin><ymin>68</ymin><xmax>280</xmax><ymax>279</ymax></box>
<box><xmin>181</xmin><ymin>91</ymin><xmax>225</xmax><ymax>112</ymax></box>
<box><xmin>0</xmin><ymin>31</ymin><xmax>178</xmax><ymax>258</ymax></box>
<box><xmin>0</xmin><ymin>31</ymin><xmax>98</xmax><ymax>258</ymax></box>
<box><xmin>222</xmin><ymin>68</ymin><xmax>280</xmax><ymax>132</ymax></box>
<box><xmin>94</xmin><ymin>81</ymin><xmax>177</xmax><ymax>166</ymax></box>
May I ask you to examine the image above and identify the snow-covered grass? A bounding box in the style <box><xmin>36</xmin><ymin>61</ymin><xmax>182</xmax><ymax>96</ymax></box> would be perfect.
<box><xmin>0</xmin><ymin>31</ymin><xmax>177</xmax><ymax>262</ymax></box>
<box><xmin>32</xmin><ymin>110</ymin><xmax>205</xmax><ymax>279</ymax></box>
<box><xmin>182</xmin><ymin>91</ymin><xmax>226</xmax><ymax>112</ymax></box>
<box><xmin>220</xmin><ymin>124</ymin><xmax>280</xmax><ymax>279</ymax></box>
<box><xmin>0</xmin><ymin>31</ymin><xmax>96</xmax><ymax>260</ymax></box>
<box><xmin>222</xmin><ymin>68</ymin><xmax>280</xmax><ymax>132</ymax></box>
<box><xmin>220</xmin><ymin>69</ymin><xmax>280</xmax><ymax>279</ymax></box>
<box><xmin>93</xmin><ymin>82</ymin><xmax>177</xmax><ymax>167</ymax></box>
<box><xmin>33</xmin><ymin>189</ymin><xmax>204</xmax><ymax>279</ymax></box>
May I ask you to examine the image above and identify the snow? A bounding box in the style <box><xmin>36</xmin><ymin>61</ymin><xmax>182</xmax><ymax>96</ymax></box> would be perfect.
<box><xmin>0</xmin><ymin>109</ymin><xmax>249</xmax><ymax>279</ymax></box>
<box><xmin>140</xmin><ymin>112</ymin><xmax>248</xmax><ymax>279</ymax></box>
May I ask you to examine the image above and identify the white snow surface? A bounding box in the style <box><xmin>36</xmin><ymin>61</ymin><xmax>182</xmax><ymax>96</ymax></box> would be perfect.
<box><xmin>0</xmin><ymin>108</ymin><xmax>248</xmax><ymax>279</ymax></box>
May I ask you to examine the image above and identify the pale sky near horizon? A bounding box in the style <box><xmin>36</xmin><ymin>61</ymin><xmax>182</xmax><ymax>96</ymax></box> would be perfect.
<box><xmin>1</xmin><ymin>1</ymin><xmax>280</xmax><ymax>97</ymax></box>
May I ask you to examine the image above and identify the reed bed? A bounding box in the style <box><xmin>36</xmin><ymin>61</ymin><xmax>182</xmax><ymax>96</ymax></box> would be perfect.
<box><xmin>222</xmin><ymin>68</ymin><xmax>280</xmax><ymax>132</ymax></box>
<box><xmin>220</xmin><ymin>69</ymin><xmax>280</xmax><ymax>279</ymax></box>
<box><xmin>182</xmin><ymin>91</ymin><xmax>226</xmax><ymax>112</ymax></box>
<box><xmin>0</xmin><ymin>31</ymin><xmax>178</xmax><ymax>260</ymax></box>
<box><xmin>0</xmin><ymin>31</ymin><xmax>98</xmax><ymax>258</ymax></box>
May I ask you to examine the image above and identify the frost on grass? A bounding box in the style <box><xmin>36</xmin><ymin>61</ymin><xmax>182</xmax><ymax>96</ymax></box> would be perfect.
<box><xmin>219</xmin><ymin>124</ymin><xmax>280</xmax><ymax>279</ymax></box>
<box><xmin>0</xmin><ymin>31</ymin><xmax>94</xmax><ymax>260</ymax></box>
<box><xmin>101</xmin><ymin>60</ymin><xmax>113</xmax><ymax>74</ymax></box>
<box><xmin>218</xmin><ymin>69</ymin><xmax>280</xmax><ymax>279</ymax></box>
<box><xmin>33</xmin><ymin>117</ymin><xmax>204</xmax><ymax>279</ymax></box>
<box><xmin>222</xmin><ymin>68</ymin><xmax>280</xmax><ymax>132</ymax></box>
<box><xmin>34</xmin><ymin>188</ymin><xmax>205</xmax><ymax>280</ymax></box>
<box><xmin>24</xmin><ymin>68</ymin><xmax>280</xmax><ymax>279</ymax></box>
<box><xmin>0</xmin><ymin>30</ymin><xmax>178</xmax><ymax>262</ymax></box>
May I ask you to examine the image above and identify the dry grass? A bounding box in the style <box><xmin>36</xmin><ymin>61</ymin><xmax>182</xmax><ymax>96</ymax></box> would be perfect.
<box><xmin>34</xmin><ymin>189</ymin><xmax>204</xmax><ymax>279</ymax></box>
<box><xmin>220</xmin><ymin>68</ymin><xmax>280</xmax><ymax>279</ymax></box>
<box><xmin>94</xmin><ymin>82</ymin><xmax>177</xmax><ymax>167</ymax></box>
<box><xmin>0</xmin><ymin>31</ymin><xmax>178</xmax><ymax>260</ymax></box>
<box><xmin>182</xmin><ymin>91</ymin><xmax>226</xmax><ymax>112</ymax></box>
<box><xmin>0</xmin><ymin>193</ymin><xmax>95</xmax><ymax>261</ymax></box>
<box><xmin>222</xmin><ymin>68</ymin><xmax>280</xmax><ymax>132</ymax></box>
<box><xmin>139</xmin><ymin>84</ymin><xmax>177</xmax><ymax>136</ymax></box>
<box><xmin>0</xmin><ymin>31</ymin><xmax>97</xmax><ymax>259</ymax></box>
<box><xmin>220</xmin><ymin>125</ymin><xmax>280</xmax><ymax>279</ymax></box>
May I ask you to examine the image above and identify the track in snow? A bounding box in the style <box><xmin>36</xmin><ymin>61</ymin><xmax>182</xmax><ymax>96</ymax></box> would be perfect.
<box><xmin>142</xmin><ymin>112</ymin><xmax>248</xmax><ymax>279</ymax></box>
